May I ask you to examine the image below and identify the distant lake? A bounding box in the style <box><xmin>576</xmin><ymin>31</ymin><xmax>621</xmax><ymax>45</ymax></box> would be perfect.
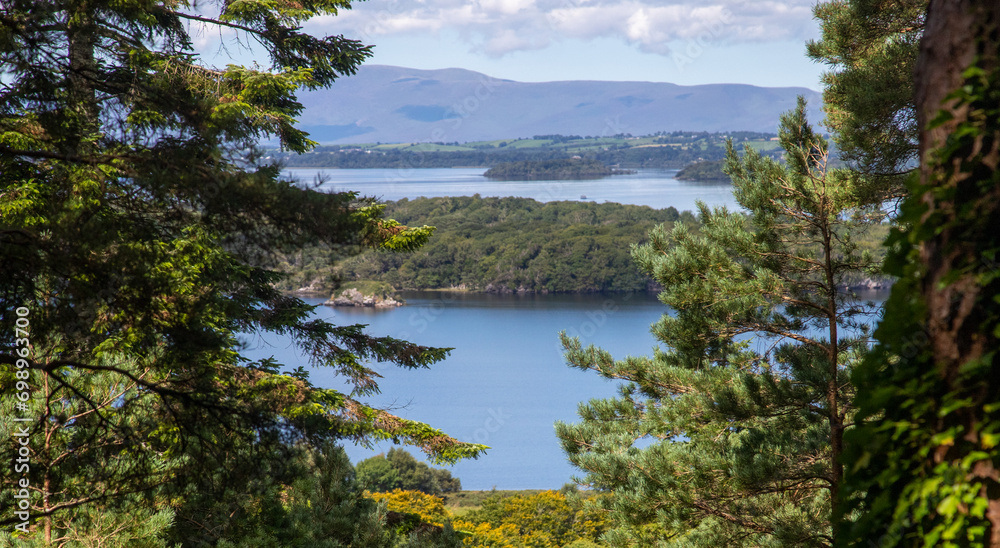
<box><xmin>257</xmin><ymin>168</ymin><xmax>761</xmax><ymax>490</ymax></box>
<box><xmin>283</xmin><ymin>167</ymin><xmax>740</xmax><ymax>212</ymax></box>
<box><xmin>244</xmin><ymin>290</ymin><xmax>884</xmax><ymax>490</ymax></box>
<box><xmin>243</xmin><ymin>292</ymin><xmax>670</xmax><ymax>490</ymax></box>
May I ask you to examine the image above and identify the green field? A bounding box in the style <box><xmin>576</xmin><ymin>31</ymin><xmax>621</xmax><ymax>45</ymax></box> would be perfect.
<box><xmin>274</xmin><ymin>131</ymin><xmax>785</xmax><ymax>170</ymax></box>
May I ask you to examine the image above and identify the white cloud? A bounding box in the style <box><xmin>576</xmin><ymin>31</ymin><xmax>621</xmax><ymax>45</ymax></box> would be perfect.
<box><xmin>186</xmin><ymin>19</ymin><xmax>237</xmax><ymax>51</ymax></box>
<box><xmin>308</xmin><ymin>0</ymin><xmax>816</xmax><ymax>57</ymax></box>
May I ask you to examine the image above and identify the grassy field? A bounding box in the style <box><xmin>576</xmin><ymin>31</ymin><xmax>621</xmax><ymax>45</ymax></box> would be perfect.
<box><xmin>440</xmin><ymin>488</ymin><xmax>592</xmax><ymax>516</ymax></box>
<box><xmin>337</xmin><ymin>131</ymin><xmax>780</xmax><ymax>155</ymax></box>
<box><xmin>440</xmin><ymin>489</ymin><xmax>546</xmax><ymax>515</ymax></box>
<box><xmin>275</xmin><ymin>131</ymin><xmax>788</xmax><ymax>170</ymax></box>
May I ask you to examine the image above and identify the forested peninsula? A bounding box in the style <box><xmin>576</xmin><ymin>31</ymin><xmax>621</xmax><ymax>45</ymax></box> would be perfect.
<box><xmin>279</xmin><ymin>196</ymin><xmax>888</xmax><ymax>295</ymax></box>
<box><xmin>483</xmin><ymin>158</ymin><xmax>632</xmax><ymax>180</ymax></box>
<box><xmin>278</xmin><ymin>197</ymin><xmax>689</xmax><ymax>294</ymax></box>
<box><xmin>674</xmin><ymin>159</ymin><xmax>731</xmax><ymax>181</ymax></box>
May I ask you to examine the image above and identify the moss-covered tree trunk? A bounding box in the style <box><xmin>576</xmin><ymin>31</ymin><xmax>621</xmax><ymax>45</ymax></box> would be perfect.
<box><xmin>840</xmin><ymin>2</ymin><xmax>1000</xmax><ymax>545</ymax></box>
<box><xmin>914</xmin><ymin>0</ymin><xmax>1000</xmax><ymax>542</ymax></box>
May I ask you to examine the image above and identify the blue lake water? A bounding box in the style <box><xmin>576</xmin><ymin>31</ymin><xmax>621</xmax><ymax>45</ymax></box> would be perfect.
<box><xmin>283</xmin><ymin>167</ymin><xmax>740</xmax><ymax>212</ymax></box>
<box><xmin>243</xmin><ymin>292</ymin><xmax>670</xmax><ymax>490</ymax></box>
<box><xmin>253</xmin><ymin>168</ymin><xmax>746</xmax><ymax>489</ymax></box>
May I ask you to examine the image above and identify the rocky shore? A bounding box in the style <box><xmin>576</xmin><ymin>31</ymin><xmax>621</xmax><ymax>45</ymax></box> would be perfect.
<box><xmin>324</xmin><ymin>287</ymin><xmax>403</xmax><ymax>308</ymax></box>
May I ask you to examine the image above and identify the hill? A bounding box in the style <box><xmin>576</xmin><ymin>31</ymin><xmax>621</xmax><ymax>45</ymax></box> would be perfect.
<box><xmin>278</xmin><ymin>197</ymin><xmax>693</xmax><ymax>294</ymax></box>
<box><xmin>675</xmin><ymin>160</ymin><xmax>731</xmax><ymax>182</ymax></box>
<box><xmin>273</xmin><ymin>131</ymin><xmax>784</xmax><ymax>170</ymax></box>
<box><xmin>483</xmin><ymin>158</ymin><xmax>629</xmax><ymax>180</ymax></box>
<box><xmin>294</xmin><ymin>65</ymin><xmax>824</xmax><ymax>144</ymax></box>
<box><xmin>279</xmin><ymin>196</ymin><xmax>890</xmax><ymax>295</ymax></box>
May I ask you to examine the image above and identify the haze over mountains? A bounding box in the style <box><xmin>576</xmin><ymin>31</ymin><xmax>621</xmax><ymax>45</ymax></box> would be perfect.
<box><xmin>296</xmin><ymin>65</ymin><xmax>824</xmax><ymax>144</ymax></box>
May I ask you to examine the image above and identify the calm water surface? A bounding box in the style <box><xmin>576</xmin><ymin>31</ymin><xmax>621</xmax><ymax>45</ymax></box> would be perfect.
<box><xmin>243</xmin><ymin>292</ymin><xmax>669</xmax><ymax>490</ymax></box>
<box><xmin>283</xmin><ymin>167</ymin><xmax>740</xmax><ymax>212</ymax></box>
<box><xmin>258</xmin><ymin>168</ymin><xmax>742</xmax><ymax>489</ymax></box>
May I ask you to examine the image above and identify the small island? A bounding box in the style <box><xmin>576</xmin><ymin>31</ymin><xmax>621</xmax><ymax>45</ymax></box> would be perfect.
<box><xmin>675</xmin><ymin>159</ymin><xmax>731</xmax><ymax>182</ymax></box>
<box><xmin>483</xmin><ymin>158</ymin><xmax>634</xmax><ymax>180</ymax></box>
<box><xmin>323</xmin><ymin>282</ymin><xmax>404</xmax><ymax>308</ymax></box>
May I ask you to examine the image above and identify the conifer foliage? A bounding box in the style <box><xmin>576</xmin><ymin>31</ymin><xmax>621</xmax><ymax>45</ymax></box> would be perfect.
<box><xmin>0</xmin><ymin>0</ymin><xmax>484</xmax><ymax>543</ymax></box>
<box><xmin>807</xmin><ymin>0</ymin><xmax>926</xmax><ymax>201</ymax></box>
<box><xmin>556</xmin><ymin>100</ymin><xmax>882</xmax><ymax>546</ymax></box>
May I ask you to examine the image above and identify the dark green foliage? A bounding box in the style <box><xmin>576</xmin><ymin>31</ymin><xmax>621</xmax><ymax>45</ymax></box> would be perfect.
<box><xmin>557</xmin><ymin>100</ymin><xmax>884</xmax><ymax>546</ymax></box>
<box><xmin>483</xmin><ymin>159</ymin><xmax>628</xmax><ymax>180</ymax></box>
<box><xmin>357</xmin><ymin>449</ymin><xmax>461</xmax><ymax>495</ymax></box>
<box><xmin>393</xmin><ymin>523</ymin><xmax>464</xmax><ymax>548</ymax></box>
<box><xmin>839</xmin><ymin>28</ymin><xmax>1000</xmax><ymax>547</ymax></box>
<box><xmin>205</xmin><ymin>444</ymin><xmax>396</xmax><ymax>548</ymax></box>
<box><xmin>331</xmin><ymin>197</ymin><xmax>685</xmax><ymax>294</ymax></box>
<box><xmin>358</xmin><ymin>456</ymin><xmax>403</xmax><ymax>493</ymax></box>
<box><xmin>675</xmin><ymin>160</ymin><xmax>731</xmax><ymax>181</ymax></box>
<box><xmin>281</xmin><ymin>196</ymin><xmax>887</xmax><ymax>295</ymax></box>
<box><xmin>274</xmin><ymin>132</ymin><xmax>778</xmax><ymax>169</ymax></box>
<box><xmin>807</xmin><ymin>0</ymin><xmax>925</xmax><ymax>201</ymax></box>
<box><xmin>0</xmin><ymin>0</ymin><xmax>483</xmax><ymax>543</ymax></box>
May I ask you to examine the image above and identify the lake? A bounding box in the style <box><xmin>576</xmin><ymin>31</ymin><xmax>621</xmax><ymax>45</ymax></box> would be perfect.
<box><xmin>256</xmin><ymin>167</ymin><xmax>742</xmax><ymax>490</ymax></box>
<box><xmin>283</xmin><ymin>167</ymin><xmax>741</xmax><ymax>212</ymax></box>
<box><xmin>243</xmin><ymin>292</ymin><xmax>670</xmax><ymax>490</ymax></box>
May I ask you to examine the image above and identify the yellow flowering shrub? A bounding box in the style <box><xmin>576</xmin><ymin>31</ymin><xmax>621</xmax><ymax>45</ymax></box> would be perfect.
<box><xmin>366</xmin><ymin>489</ymin><xmax>608</xmax><ymax>547</ymax></box>
<box><xmin>369</xmin><ymin>489</ymin><xmax>450</xmax><ymax>526</ymax></box>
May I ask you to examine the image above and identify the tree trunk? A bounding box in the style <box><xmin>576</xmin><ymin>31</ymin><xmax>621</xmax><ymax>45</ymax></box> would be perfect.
<box><xmin>66</xmin><ymin>0</ymin><xmax>99</xmax><ymax>154</ymax></box>
<box><xmin>822</xmin><ymin>221</ymin><xmax>842</xmax><ymax>543</ymax></box>
<box><xmin>914</xmin><ymin>0</ymin><xmax>1000</xmax><ymax>542</ymax></box>
<box><xmin>43</xmin><ymin>370</ymin><xmax>51</xmax><ymax>545</ymax></box>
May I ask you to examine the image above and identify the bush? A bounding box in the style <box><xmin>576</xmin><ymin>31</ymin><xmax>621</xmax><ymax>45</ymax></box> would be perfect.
<box><xmin>357</xmin><ymin>449</ymin><xmax>461</xmax><ymax>495</ymax></box>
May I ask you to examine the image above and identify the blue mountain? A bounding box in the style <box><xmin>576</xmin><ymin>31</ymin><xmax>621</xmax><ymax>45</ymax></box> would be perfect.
<box><xmin>296</xmin><ymin>65</ymin><xmax>824</xmax><ymax>144</ymax></box>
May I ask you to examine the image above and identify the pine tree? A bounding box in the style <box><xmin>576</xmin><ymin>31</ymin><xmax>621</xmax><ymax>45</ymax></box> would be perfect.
<box><xmin>0</xmin><ymin>0</ymin><xmax>484</xmax><ymax>542</ymax></box>
<box><xmin>556</xmin><ymin>99</ymin><xmax>883</xmax><ymax>546</ymax></box>
<box><xmin>807</xmin><ymin>0</ymin><xmax>926</xmax><ymax>203</ymax></box>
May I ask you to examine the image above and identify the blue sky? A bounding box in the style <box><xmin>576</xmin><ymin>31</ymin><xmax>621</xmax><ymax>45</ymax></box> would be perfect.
<box><xmin>196</xmin><ymin>0</ymin><xmax>827</xmax><ymax>90</ymax></box>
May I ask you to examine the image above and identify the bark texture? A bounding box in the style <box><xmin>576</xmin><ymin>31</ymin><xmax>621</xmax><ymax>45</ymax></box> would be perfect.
<box><xmin>915</xmin><ymin>0</ymin><xmax>1000</xmax><ymax>542</ymax></box>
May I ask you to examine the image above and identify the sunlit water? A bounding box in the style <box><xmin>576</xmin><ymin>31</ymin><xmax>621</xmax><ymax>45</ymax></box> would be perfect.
<box><xmin>283</xmin><ymin>167</ymin><xmax>740</xmax><ymax>212</ymax></box>
<box><xmin>253</xmin><ymin>168</ymin><xmax>871</xmax><ymax>490</ymax></box>
<box><xmin>243</xmin><ymin>290</ymin><xmax>884</xmax><ymax>490</ymax></box>
<box><xmin>243</xmin><ymin>292</ymin><xmax>669</xmax><ymax>490</ymax></box>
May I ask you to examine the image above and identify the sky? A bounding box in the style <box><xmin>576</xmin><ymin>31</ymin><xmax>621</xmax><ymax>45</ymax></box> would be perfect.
<box><xmin>195</xmin><ymin>0</ymin><xmax>828</xmax><ymax>91</ymax></box>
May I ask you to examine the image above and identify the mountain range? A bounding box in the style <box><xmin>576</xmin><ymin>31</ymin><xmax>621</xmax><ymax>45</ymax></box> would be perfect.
<box><xmin>295</xmin><ymin>65</ymin><xmax>824</xmax><ymax>144</ymax></box>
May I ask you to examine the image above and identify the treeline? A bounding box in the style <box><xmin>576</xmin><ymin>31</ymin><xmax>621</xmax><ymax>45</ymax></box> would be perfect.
<box><xmin>675</xmin><ymin>159</ymin><xmax>730</xmax><ymax>181</ymax></box>
<box><xmin>357</xmin><ymin>449</ymin><xmax>462</xmax><ymax>495</ymax></box>
<box><xmin>278</xmin><ymin>148</ymin><xmax>571</xmax><ymax>169</ymax></box>
<box><xmin>279</xmin><ymin>196</ymin><xmax>888</xmax><ymax>295</ymax></box>
<box><xmin>587</xmin><ymin>142</ymin><xmax>728</xmax><ymax>168</ymax></box>
<box><xmin>371</xmin><ymin>487</ymin><xmax>607</xmax><ymax>547</ymax></box>
<box><xmin>278</xmin><ymin>197</ymin><xmax>693</xmax><ymax>294</ymax></box>
<box><xmin>483</xmin><ymin>158</ymin><xmax>623</xmax><ymax>180</ymax></box>
<box><xmin>272</xmin><ymin>139</ymin><xmax>761</xmax><ymax>170</ymax></box>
